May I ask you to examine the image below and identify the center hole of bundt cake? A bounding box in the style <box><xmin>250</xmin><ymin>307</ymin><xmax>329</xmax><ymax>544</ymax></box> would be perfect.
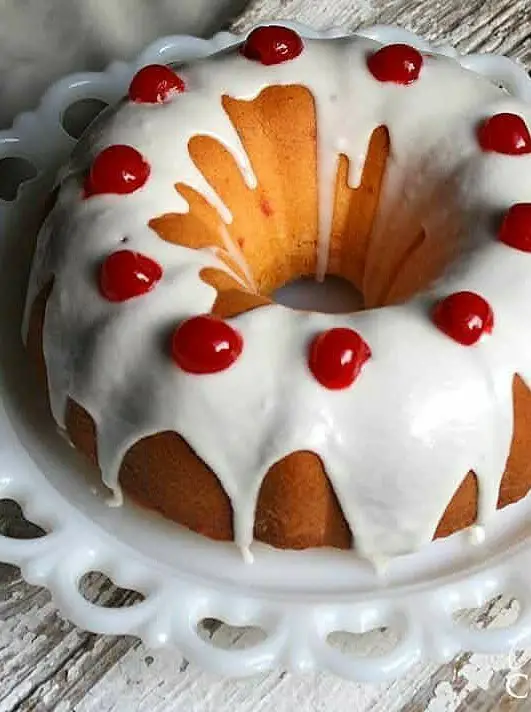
<box><xmin>274</xmin><ymin>275</ymin><xmax>364</xmax><ymax>313</ymax></box>
<box><xmin>152</xmin><ymin>86</ymin><xmax>462</xmax><ymax>317</ymax></box>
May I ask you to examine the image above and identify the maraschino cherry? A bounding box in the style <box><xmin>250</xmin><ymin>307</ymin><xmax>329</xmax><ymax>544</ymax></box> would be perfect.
<box><xmin>171</xmin><ymin>315</ymin><xmax>243</xmax><ymax>374</ymax></box>
<box><xmin>99</xmin><ymin>250</ymin><xmax>163</xmax><ymax>302</ymax></box>
<box><xmin>129</xmin><ymin>64</ymin><xmax>186</xmax><ymax>103</ymax></box>
<box><xmin>367</xmin><ymin>43</ymin><xmax>423</xmax><ymax>85</ymax></box>
<box><xmin>432</xmin><ymin>291</ymin><xmax>494</xmax><ymax>346</ymax></box>
<box><xmin>85</xmin><ymin>145</ymin><xmax>150</xmax><ymax>197</ymax></box>
<box><xmin>477</xmin><ymin>113</ymin><xmax>531</xmax><ymax>155</ymax></box>
<box><xmin>309</xmin><ymin>327</ymin><xmax>371</xmax><ymax>390</ymax></box>
<box><xmin>498</xmin><ymin>203</ymin><xmax>531</xmax><ymax>252</ymax></box>
<box><xmin>240</xmin><ymin>26</ymin><xmax>304</xmax><ymax>65</ymax></box>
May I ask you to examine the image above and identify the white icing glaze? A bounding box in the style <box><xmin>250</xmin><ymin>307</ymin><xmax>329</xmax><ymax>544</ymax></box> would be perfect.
<box><xmin>22</xmin><ymin>35</ymin><xmax>531</xmax><ymax>562</ymax></box>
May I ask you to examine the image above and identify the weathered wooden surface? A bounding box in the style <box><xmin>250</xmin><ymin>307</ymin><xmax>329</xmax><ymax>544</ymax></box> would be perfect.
<box><xmin>1</xmin><ymin>1</ymin><xmax>531</xmax><ymax>710</ymax></box>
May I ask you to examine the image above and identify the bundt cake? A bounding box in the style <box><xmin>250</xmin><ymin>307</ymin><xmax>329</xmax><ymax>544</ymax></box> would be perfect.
<box><xmin>23</xmin><ymin>26</ymin><xmax>531</xmax><ymax>562</ymax></box>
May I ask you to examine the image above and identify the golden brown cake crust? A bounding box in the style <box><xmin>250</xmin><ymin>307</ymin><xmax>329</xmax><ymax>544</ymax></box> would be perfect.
<box><xmin>26</xmin><ymin>85</ymin><xmax>531</xmax><ymax>552</ymax></box>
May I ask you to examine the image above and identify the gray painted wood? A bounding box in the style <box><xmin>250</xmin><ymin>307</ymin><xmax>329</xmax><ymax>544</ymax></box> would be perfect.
<box><xmin>1</xmin><ymin>1</ymin><xmax>531</xmax><ymax>709</ymax></box>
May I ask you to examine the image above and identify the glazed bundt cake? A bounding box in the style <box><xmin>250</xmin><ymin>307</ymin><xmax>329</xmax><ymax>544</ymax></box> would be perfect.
<box><xmin>23</xmin><ymin>26</ymin><xmax>531</xmax><ymax>562</ymax></box>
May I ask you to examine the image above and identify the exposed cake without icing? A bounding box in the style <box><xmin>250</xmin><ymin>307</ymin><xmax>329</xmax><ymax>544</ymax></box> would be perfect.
<box><xmin>23</xmin><ymin>26</ymin><xmax>531</xmax><ymax>563</ymax></box>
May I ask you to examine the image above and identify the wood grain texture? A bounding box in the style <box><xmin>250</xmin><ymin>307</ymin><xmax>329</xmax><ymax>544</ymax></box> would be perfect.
<box><xmin>2</xmin><ymin>1</ymin><xmax>531</xmax><ymax>710</ymax></box>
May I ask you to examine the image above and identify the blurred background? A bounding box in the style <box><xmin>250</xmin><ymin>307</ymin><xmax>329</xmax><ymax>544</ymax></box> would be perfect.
<box><xmin>0</xmin><ymin>0</ymin><xmax>249</xmax><ymax>127</ymax></box>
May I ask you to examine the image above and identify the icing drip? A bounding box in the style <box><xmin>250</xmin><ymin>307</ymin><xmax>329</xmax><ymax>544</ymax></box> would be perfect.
<box><xmin>218</xmin><ymin>223</ymin><xmax>256</xmax><ymax>292</ymax></box>
<box><xmin>22</xmin><ymin>34</ymin><xmax>531</xmax><ymax>563</ymax></box>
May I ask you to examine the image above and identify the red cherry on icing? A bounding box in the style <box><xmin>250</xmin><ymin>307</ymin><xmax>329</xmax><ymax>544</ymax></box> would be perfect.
<box><xmin>432</xmin><ymin>291</ymin><xmax>494</xmax><ymax>346</ymax></box>
<box><xmin>240</xmin><ymin>26</ymin><xmax>303</xmax><ymax>65</ymax></box>
<box><xmin>99</xmin><ymin>250</ymin><xmax>162</xmax><ymax>302</ymax></box>
<box><xmin>85</xmin><ymin>145</ymin><xmax>150</xmax><ymax>197</ymax></box>
<box><xmin>477</xmin><ymin>113</ymin><xmax>531</xmax><ymax>155</ymax></box>
<box><xmin>498</xmin><ymin>203</ymin><xmax>531</xmax><ymax>252</ymax></box>
<box><xmin>367</xmin><ymin>43</ymin><xmax>423</xmax><ymax>84</ymax></box>
<box><xmin>171</xmin><ymin>315</ymin><xmax>243</xmax><ymax>374</ymax></box>
<box><xmin>129</xmin><ymin>64</ymin><xmax>186</xmax><ymax>103</ymax></box>
<box><xmin>309</xmin><ymin>327</ymin><xmax>371</xmax><ymax>390</ymax></box>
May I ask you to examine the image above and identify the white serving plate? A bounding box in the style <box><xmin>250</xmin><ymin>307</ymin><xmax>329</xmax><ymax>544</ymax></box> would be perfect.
<box><xmin>1</xmin><ymin>23</ymin><xmax>531</xmax><ymax>682</ymax></box>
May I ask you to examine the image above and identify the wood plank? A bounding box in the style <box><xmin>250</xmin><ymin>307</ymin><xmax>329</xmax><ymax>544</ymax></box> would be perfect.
<box><xmin>0</xmin><ymin>566</ymin><xmax>142</xmax><ymax>712</ymax></box>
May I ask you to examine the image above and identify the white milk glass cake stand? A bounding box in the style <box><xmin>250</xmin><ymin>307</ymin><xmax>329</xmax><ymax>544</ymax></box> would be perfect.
<box><xmin>2</xmin><ymin>23</ymin><xmax>531</xmax><ymax>682</ymax></box>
